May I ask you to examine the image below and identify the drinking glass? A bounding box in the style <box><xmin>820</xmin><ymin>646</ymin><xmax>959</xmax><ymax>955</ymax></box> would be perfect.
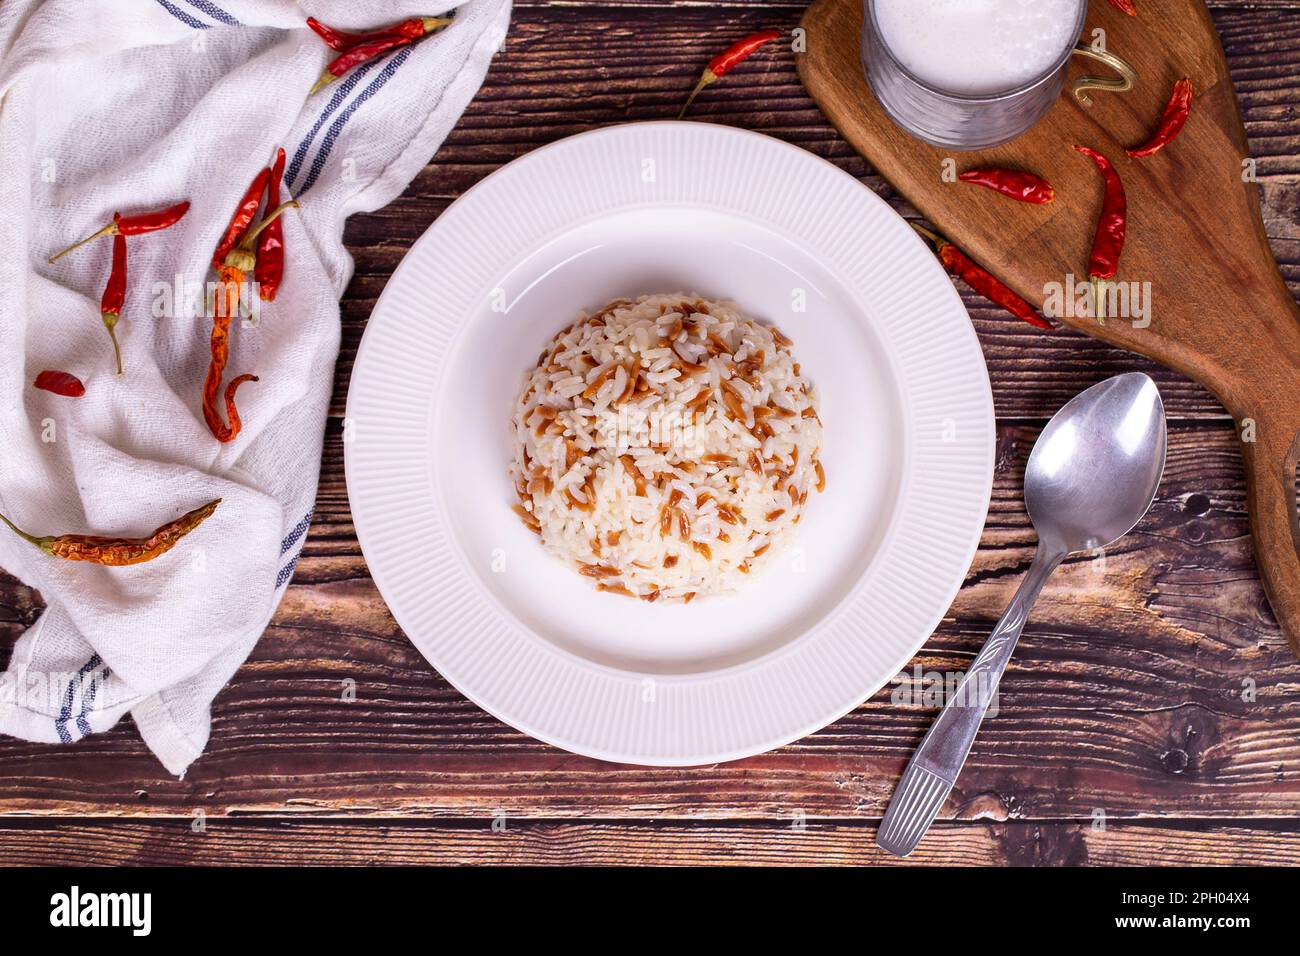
<box><xmin>861</xmin><ymin>0</ymin><xmax>1135</xmax><ymax>150</ymax></box>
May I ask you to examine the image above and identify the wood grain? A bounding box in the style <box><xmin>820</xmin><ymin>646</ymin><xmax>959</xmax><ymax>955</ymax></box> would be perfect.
<box><xmin>2</xmin><ymin>0</ymin><xmax>1299</xmax><ymax>866</ymax></box>
<box><xmin>2</xmin><ymin>423</ymin><xmax>1296</xmax><ymax>823</ymax></box>
<box><xmin>1</xmin><ymin>819</ymin><xmax>1297</xmax><ymax>867</ymax></box>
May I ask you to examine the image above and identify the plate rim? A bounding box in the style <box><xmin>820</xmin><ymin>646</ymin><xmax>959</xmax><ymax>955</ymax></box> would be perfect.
<box><xmin>345</xmin><ymin>120</ymin><xmax>994</xmax><ymax>765</ymax></box>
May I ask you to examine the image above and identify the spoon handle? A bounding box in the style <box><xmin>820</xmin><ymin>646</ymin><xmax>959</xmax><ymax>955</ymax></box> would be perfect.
<box><xmin>877</xmin><ymin>545</ymin><xmax>1064</xmax><ymax>857</ymax></box>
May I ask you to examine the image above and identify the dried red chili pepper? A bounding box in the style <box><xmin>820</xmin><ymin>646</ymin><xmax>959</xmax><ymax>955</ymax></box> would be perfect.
<box><xmin>958</xmin><ymin>168</ymin><xmax>1055</xmax><ymax>204</ymax></box>
<box><xmin>212</xmin><ymin>167</ymin><xmax>271</xmax><ymax>270</ymax></box>
<box><xmin>678</xmin><ymin>29</ymin><xmax>782</xmax><ymax>119</ymax></box>
<box><xmin>305</xmin><ymin>15</ymin><xmax>433</xmax><ymax>52</ymax></box>
<box><xmin>48</xmin><ymin>200</ymin><xmax>190</xmax><ymax>263</ymax></box>
<box><xmin>1107</xmin><ymin>0</ymin><xmax>1137</xmax><ymax>15</ymax></box>
<box><xmin>312</xmin><ymin>36</ymin><xmax>410</xmax><ymax>95</ymax></box>
<box><xmin>309</xmin><ymin>18</ymin><xmax>452</xmax><ymax>95</ymax></box>
<box><xmin>33</xmin><ymin>370</ymin><xmax>85</xmax><ymax>397</ymax></box>
<box><xmin>1074</xmin><ymin>146</ymin><xmax>1128</xmax><ymax>322</ymax></box>
<box><xmin>1126</xmin><ymin>78</ymin><xmax>1193</xmax><ymax>159</ymax></box>
<box><xmin>0</xmin><ymin>498</ymin><xmax>220</xmax><ymax>566</ymax></box>
<box><xmin>912</xmin><ymin>224</ymin><xmax>1052</xmax><ymax>330</ymax></box>
<box><xmin>255</xmin><ymin>147</ymin><xmax>287</xmax><ymax>302</ymax></box>
<box><xmin>99</xmin><ymin>223</ymin><xmax>127</xmax><ymax>375</ymax></box>
<box><xmin>206</xmin><ymin>198</ymin><xmax>299</xmax><ymax>443</ymax></box>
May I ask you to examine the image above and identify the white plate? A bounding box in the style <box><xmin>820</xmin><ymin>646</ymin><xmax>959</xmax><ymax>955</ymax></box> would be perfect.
<box><xmin>345</xmin><ymin>122</ymin><xmax>993</xmax><ymax>764</ymax></box>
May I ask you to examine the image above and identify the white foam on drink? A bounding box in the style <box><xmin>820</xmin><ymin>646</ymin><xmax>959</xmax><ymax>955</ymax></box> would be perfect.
<box><xmin>874</xmin><ymin>0</ymin><xmax>1083</xmax><ymax>96</ymax></box>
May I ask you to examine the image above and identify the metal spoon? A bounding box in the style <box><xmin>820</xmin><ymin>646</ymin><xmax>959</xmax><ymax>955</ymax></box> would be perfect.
<box><xmin>877</xmin><ymin>372</ymin><xmax>1167</xmax><ymax>857</ymax></box>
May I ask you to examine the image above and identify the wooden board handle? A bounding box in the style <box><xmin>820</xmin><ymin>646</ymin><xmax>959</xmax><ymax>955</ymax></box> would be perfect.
<box><xmin>1244</xmin><ymin>412</ymin><xmax>1300</xmax><ymax>654</ymax></box>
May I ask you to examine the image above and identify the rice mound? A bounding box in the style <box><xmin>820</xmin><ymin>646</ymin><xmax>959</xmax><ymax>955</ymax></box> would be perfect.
<box><xmin>509</xmin><ymin>293</ymin><xmax>825</xmax><ymax>602</ymax></box>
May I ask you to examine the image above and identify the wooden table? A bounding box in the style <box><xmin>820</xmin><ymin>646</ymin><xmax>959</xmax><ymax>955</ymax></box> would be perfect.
<box><xmin>2</xmin><ymin>0</ymin><xmax>1298</xmax><ymax>867</ymax></box>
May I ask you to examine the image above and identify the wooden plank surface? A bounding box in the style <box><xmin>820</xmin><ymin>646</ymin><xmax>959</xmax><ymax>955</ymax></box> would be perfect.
<box><xmin>1</xmin><ymin>820</ymin><xmax>1297</xmax><ymax>867</ymax></box>
<box><xmin>3</xmin><ymin>0</ymin><xmax>1300</xmax><ymax>866</ymax></box>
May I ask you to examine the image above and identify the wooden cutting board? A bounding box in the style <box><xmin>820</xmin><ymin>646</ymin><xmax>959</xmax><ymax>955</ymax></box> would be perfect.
<box><xmin>798</xmin><ymin>0</ymin><xmax>1300</xmax><ymax>654</ymax></box>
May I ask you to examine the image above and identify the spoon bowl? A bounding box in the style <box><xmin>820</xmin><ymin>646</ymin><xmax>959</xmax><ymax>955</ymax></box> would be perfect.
<box><xmin>1025</xmin><ymin>372</ymin><xmax>1167</xmax><ymax>556</ymax></box>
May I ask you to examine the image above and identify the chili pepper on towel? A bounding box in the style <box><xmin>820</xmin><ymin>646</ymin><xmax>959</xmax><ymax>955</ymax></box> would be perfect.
<box><xmin>307</xmin><ymin>16</ymin><xmax>440</xmax><ymax>52</ymax></box>
<box><xmin>99</xmin><ymin>224</ymin><xmax>127</xmax><ymax>375</ymax></box>
<box><xmin>254</xmin><ymin>148</ymin><xmax>287</xmax><ymax>302</ymax></box>
<box><xmin>204</xmin><ymin>148</ymin><xmax>299</xmax><ymax>441</ymax></box>
<box><xmin>211</xmin><ymin>168</ymin><xmax>271</xmax><ymax>270</ymax></box>
<box><xmin>48</xmin><ymin>201</ymin><xmax>189</xmax><ymax>263</ymax></box>
<box><xmin>307</xmin><ymin>17</ymin><xmax>453</xmax><ymax>95</ymax></box>
<box><xmin>0</xmin><ymin>499</ymin><xmax>220</xmax><ymax>566</ymax></box>
<box><xmin>206</xmin><ymin>192</ymin><xmax>298</xmax><ymax>443</ymax></box>
<box><xmin>33</xmin><ymin>370</ymin><xmax>85</xmax><ymax>397</ymax></box>
<box><xmin>47</xmin><ymin>200</ymin><xmax>190</xmax><ymax>374</ymax></box>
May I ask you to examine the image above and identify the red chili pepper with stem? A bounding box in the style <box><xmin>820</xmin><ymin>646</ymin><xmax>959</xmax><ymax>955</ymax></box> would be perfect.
<box><xmin>100</xmin><ymin>223</ymin><xmax>127</xmax><ymax>375</ymax></box>
<box><xmin>958</xmin><ymin>168</ymin><xmax>1055</xmax><ymax>204</ymax></box>
<box><xmin>0</xmin><ymin>498</ymin><xmax>220</xmax><ymax>565</ymax></box>
<box><xmin>678</xmin><ymin>29</ymin><xmax>782</xmax><ymax>119</ymax></box>
<box><xmin>255</xmin><ymin>148</ymin><xmax>287</xmax><ymax>302</ymax></box>
<box><xmin>1074</xmin><ymin>146</ymin><xmax>1128</xmax><ymax>323</ymax></box>
<box><xmin>206</xmin><ymin>199</ymin><xmax>299</xmax><ymax>443</ymax></box>
<box><xmin>309</xmin><ymin>18</ymin><xmax>452</xmax><ymax>95</ymax></box>
<box><xmin>912</xmin><ymin>224</ymin><xmax>1052</xmax><ymax>330</ymax></box>
<box><xmin>1107</xmin><ymin>0</ymin><xmax>1137</xmax><ymax>15</ymax></box>
<box><xmin>33</xmin><ymin>370</ymin><xmax>85</xmax><ymax>398</ymax></box>
<box><xmin>305</xmin><ymin>16</ymin><xmax>433</xmax><ymax>52</ymax></box>
<box><xmin>48</xmin><ymin>200</ymin><xmax>189</xmax><ymax>263</ymax></box>
<box><xmin>311</xmin><ymin>36</ymin><xmax>410</xmax><ymax>95</ymax></box>
<box><xmin>1126</xmin><ymin>78</ymin><xmax>1193</xmax><ymax>158</ymax></box>
<box><xmin>212</xmin><ymin>167</ymin><xmax>271</xmax><ymax>270</ymax></box>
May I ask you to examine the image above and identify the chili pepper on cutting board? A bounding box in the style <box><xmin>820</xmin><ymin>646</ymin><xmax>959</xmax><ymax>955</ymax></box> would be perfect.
<box><xmin>913</xmin><ymin>224</ymin><xmax>1053</xmax><ymax>330</ymax></box>
<box><xmin>959</xmin><ymin>168</ymin><xmax>1055</xmax><ymax>204</ymax></box>
<box><xmin>1127</xmin><ymin>78</ymin><xmax>1193</xmax><ymax>158</ymax></box>
<box><xmin>1074</xmin><ymin>146</ymin><xmax>1128</xmax><ymax>323</ymax></box>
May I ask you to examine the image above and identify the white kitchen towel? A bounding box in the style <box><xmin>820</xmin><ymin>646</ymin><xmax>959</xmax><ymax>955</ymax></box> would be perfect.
<box><xmin>0</xmin><ymin>0</ymin><xmax>511</xmax><ymax>774</ymax></box>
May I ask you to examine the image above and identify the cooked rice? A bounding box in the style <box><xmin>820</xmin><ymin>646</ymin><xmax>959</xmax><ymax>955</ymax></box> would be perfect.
<box><xmin>508</xmin><ymin>292</ymin><xmax>825</xmax><ymax>602</ymax></box>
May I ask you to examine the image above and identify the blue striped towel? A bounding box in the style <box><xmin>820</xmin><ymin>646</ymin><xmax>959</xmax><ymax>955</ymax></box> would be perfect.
<box><xmin>0</xmin><ymin>0</ymin><xmax>511</xmax><ymax>775</ymax></box>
